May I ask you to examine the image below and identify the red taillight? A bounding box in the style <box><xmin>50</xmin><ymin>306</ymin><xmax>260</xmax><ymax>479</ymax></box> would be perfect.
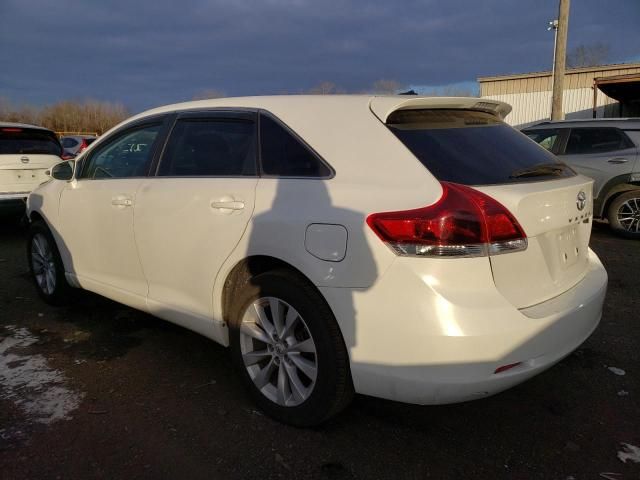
<box><xmin>366</xmin><ymin>182</ymin><xmax>527</xmax><ymax>257</ymax></box>
<box><xmin>494</xmin><ymin>362</ymin><xmax>522</xmax><ymax>374</ymax></box>
<box><xmin>1</xmin><ymin>128</ymin><xmax>23</xmax><ymax>133</ymax></box>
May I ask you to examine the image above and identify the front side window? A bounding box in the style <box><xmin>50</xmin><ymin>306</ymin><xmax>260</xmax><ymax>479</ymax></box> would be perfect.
<box><xmin>158</xmin><ymin>119</ymin><xmax>256</xmax><ymax>176</ymax></box>
<box><xmin>524</xmin><ymin>129</ymin><xmax>561</xmax><ymax>152</ymax></box>
<box><xmin>565</xmin><ymin>128</ymin><xmax>632</xmax><ymax>155</ymax></box>
<box><xmin>259</xmin><ymin>114</ymin><xmax>332</xmax><ymax>177</ymax></box>
<box><xmin>81</xmin><ymin>124</ymin><xmax>161</xmax><ymax>179</ymax></box>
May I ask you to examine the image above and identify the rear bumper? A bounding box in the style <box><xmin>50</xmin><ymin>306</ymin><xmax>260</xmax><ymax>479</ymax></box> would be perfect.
<box><xmin>320</xmin><ymin>249</ymin><xmax>607</xmax><ymax>405</ymax></box>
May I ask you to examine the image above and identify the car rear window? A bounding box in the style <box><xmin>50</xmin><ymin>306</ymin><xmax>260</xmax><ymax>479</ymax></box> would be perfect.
<box><xmin>386</xmin><ymin>110</ymin><xmax>575</xmax><ymax>185</ymax></box>
<box><xmin>0</xmin><ymin>128</ymin><xmax>62</xmax><ymax>156</ymax></box>
<box><xmin>62</xmin><ymin>138</ymin><xmax>79</xmax><ymax>148</ymax></box>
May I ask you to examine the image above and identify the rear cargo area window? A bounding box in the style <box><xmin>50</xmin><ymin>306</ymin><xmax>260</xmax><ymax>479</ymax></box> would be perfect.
<box><xmin>387</xmin><ymin>110</ymin><xmax>575</xmax><ymax>185</ymax></box>
<box><xmin>0</xmin><ymin>128</ymin><xmax>62</xmax><ymax>156</ymax></box>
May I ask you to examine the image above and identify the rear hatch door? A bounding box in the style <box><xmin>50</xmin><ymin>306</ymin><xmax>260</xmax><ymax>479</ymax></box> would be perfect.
<box><xmin>0</xmin><ymin>127</ymin><xmax>62</xmax><ymax>193</ymax></box>
<box><xmin>476</xmin><ymin>176</ymin><xmax>593</xmax><ymax>308</ymax></box>
<box><xmin>382</xmin><ymin>105</ymin><xmax>593</xmax><ymax>308</ymax></box>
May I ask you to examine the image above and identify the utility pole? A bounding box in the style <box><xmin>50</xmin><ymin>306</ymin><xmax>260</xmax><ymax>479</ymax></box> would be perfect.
<box><xmin>547</xmin><ymin>19</ymin><xmax>558</xmax><ymax>119</ymax></box>
<box><xmin>551</xmin><ymin>0</ymin><xmax>570</xmax><ymax>120</ymax></box>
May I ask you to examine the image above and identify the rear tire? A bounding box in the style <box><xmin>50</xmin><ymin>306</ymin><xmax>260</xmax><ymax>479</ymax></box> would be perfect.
<box><xmin>27</xmin><ymin>221</ymin><xmax>72</xmax><ymax>305</ymax></box>
<box><xmin>607</xmin><ymin>190</ymin><xmax>640</xmax><ymax>239</ymax></box>
<box><xmin>228</xmin><ymin>269</ymin><xmax>353</xmax><ymax>426</ymax></box>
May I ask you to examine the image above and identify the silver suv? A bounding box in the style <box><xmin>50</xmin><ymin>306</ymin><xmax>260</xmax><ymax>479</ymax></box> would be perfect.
<box><xmin>523</xmin><ymin>119</ymin><xmax>640</xmax><ymax>238</ymax></box>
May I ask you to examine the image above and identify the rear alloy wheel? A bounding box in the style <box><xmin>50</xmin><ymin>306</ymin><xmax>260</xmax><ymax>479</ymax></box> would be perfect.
<box><xmin>239</xmin><ymin>297</ymin><xmax>317</xmax><ymax>407</ymax></box>
<box><xmin>229</xmin><ymin>269</ymin><xmax>353</xmax><ymax>426</ymax></box>
<box><xmin>27</xmin><ymin>221</ymin><xmax>72</xmax><ymax>305</ymax></box>
<box><xmin>608</xmin><ymin>191</ymin><xmax>640</xmax><ymax>239</ymax></box>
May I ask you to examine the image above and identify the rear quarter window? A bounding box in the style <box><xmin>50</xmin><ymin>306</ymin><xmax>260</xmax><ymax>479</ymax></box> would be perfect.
<box><xmin>259</xmin><ymin>114</ymin><xmax>332</xmax><ymax>178</ymax></box>
<box><xmin>386</xmin><ymin>110</ymin><xmax>574</xmax><ymax>185</ymax></box>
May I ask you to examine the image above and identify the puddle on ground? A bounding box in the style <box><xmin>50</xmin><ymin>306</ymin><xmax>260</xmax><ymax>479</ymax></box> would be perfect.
<box><xmin>0</xmin><ymin>325</ymin><xmax>84</xmax><ymax>426</ymax></box>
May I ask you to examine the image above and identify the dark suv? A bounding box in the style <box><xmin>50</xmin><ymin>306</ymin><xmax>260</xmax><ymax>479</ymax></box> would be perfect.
<box><xmin>523</xmin><ymin>119</ymin><xmax>640</xmax><ymax>238</ymax></box>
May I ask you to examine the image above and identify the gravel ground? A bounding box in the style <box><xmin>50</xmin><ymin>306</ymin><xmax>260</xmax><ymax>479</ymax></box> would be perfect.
<box><xmin>0</xmin><ymin>219</ymin><xmax>638</xmax><ymax>480</ymax></box>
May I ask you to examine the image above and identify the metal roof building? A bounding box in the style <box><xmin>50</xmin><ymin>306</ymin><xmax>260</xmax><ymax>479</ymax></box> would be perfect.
<box><xmin>478</xmin><ymin>63</ymin><xmax>640</xmax><ymax>128</ymax></box>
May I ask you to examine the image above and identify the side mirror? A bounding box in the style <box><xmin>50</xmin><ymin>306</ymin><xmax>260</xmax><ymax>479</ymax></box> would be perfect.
<box><xmin>49</xmin><ymin>160</ymin><xmax>75</xmax><ymax>181</ymax></box>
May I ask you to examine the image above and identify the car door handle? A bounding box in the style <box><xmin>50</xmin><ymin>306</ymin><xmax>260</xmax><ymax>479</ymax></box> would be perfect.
<box><xmin>211</xmin><ymin>200</ymin><xmax>245</xmax><ymax>210</ymax></box>
<box><xmin>111</xmin><ymin>196</ymin><xmax>133</xmax><ymax>207</ymax></box>
<box><xmin>607</xmin><ymin>157</ymin><xmax>628</xmax><ymax>164</ymax></box>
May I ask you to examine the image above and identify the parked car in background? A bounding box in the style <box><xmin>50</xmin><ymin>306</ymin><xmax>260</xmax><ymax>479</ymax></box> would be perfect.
<box><xmin>523</xmin><ymin>119</ymin><xmax>640</xmax><ymax>238</ymax></box>
<box><xmin>26</xmin><ymin>96</ymin><xmax>607</xmax><ymax>426</ymax></box>
<box><xmin>60</xmin><ymin>135</ymin><xmax>97</xmax><ymax>157</ymax></box>
<box><xmin>0</xmin><ymin>122</ymin><xmax>63</xmax><ymax>216</ymax></box>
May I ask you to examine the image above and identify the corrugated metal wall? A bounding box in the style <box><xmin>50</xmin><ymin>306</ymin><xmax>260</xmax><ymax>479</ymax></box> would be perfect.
<box><xmin>484</xmin><ymin>88</ymin><xmax>619</xmax><ymax>128</ymax></box>
<box><xmin>478</xmin><ymin>64</ymin><xmax>640</xmax><ymax>128</ymax></box>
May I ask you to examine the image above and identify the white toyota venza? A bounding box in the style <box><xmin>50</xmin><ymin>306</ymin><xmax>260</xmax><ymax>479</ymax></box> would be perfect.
<box><xmin>26</xmin><ymin>96</ymin><xmax>607</xmax><ymax>426</ymax></box>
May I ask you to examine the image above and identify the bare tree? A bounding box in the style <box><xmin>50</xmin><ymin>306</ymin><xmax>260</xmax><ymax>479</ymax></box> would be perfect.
<box><xmin>192</xmin><ymin>88</ymin><xmax>226</xmax><ymax>100</ymax></box>
<box><xmin>566</xmin><ymin>42</ymin><xmax>611</xmax><ymax>68</ymax></box>
<box><xmin>1</xmin><ymin>99</ymin><xmax>129</xmax><ymax>135</ymax></box>
<box><xmin>369</xmin><ymin>79</ymin><xmax>405</xmax><ymax>94</ymax></box>
<box><xmin>421</xmin><ymin>85</ymin><xmax>477</xmax><ymax>97</ymax></box>
<box><xmin>307</xmin><ymin>81</ymin><xmax>344</xmax><ymax>94</ymax></box>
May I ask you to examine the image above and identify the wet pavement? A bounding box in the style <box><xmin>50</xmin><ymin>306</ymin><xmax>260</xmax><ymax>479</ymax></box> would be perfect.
<box><xmin>1</xmin><ymin>219</ymin><xmax>638</xmax><ymax>479</ymax></box>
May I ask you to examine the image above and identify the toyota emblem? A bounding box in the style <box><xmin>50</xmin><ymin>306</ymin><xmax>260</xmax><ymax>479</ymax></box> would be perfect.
<box><xmin>20</xmin><ymin>156</ymin><xmax>29</xmax><ymax>164</ymax></box>
<box><xmin>576</xmin><ymin>191</ymin><xmax>586</xmax><ymax>211</ymax></box>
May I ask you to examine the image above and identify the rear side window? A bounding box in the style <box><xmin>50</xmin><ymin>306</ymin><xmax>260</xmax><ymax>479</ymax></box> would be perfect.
<box><xmin>158</xmin><ymin>119</ymin><xmax>256</xmax><ymax>176</ymax></box>
<box><xmin>524</xmin><ymin>129</ymin><xmax>562</xmax><ymax>152</ymax></box>
<box><xmin>0</xmin><ymin>128</ymin><xmax>62</xmax><ymax>156</ymax></box>
<box><xmin>259</xmin><ymin>114</ymin><xmax>332</xmax><ymax>177</ymax></box>
<box><xmin>387</xmin><ymin>110</ymin><xmax>574</xmax><ymax>185</ymax></box>
<box><xmin>565</xmin><ymin>128</ymin><xmax>632</xmax><ymax>155</ymax></box>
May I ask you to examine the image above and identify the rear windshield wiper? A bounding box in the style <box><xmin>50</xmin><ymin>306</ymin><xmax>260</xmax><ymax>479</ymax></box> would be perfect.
<box><xmin>509</xmin><ymin>163</ymin><xmax>568</xmax><ymax>179</ymax></box>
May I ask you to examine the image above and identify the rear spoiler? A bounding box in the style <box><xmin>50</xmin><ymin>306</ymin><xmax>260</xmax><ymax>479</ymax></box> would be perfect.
<box><xmin>369</xmin><ymin>96</ymin><xmax>512</xmax><ymax>123</ymax></box>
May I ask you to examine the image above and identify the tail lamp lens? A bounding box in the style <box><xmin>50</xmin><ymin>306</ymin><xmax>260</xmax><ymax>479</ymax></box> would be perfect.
<box><xmin>366</xmin><ymin>182</ymin><xmax>527</xmax><ymax>258</ymax></box>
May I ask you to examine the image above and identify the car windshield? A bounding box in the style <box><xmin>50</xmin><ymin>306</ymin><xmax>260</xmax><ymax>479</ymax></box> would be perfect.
<box><xmin>386</xmin><ymin>110</ymin><xmax>574</xmax><ymax>185</ymax></box>
<box><xmin>0</xmin><ymin>128</ymin><xmax>62</xmax><ymax>156</ymax></box>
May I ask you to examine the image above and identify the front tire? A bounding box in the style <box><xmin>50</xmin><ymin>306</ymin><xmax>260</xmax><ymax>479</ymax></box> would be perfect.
<box><xmin>607</xmin><ymin>190</ymin><xmax>640</xmax><ymax>239</ymax></box>
<box><xmin>27</xmin><ymin>221</ymin><xmax>72</xmax><ymax>305</ymax></box>
<box><xmin>229</xmin><ymin>269</ymin><xmax>353</xmax><ymax>426</ymax></box>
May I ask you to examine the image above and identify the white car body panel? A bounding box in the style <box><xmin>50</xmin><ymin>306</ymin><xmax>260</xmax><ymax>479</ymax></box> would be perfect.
<box><xmin>320</xmin><ymin>249</ymin><xmax>606</xmax><ymax>404</ymax></box>
<box><xmin>476</xmin><ymin>175</ymin><xmax>595</xmax><ymax>308</ymax></box>
<box><xmin>0</xmin><ymin>153</ymin><xmax>60</xmax><ymax>196</ymax></box>
<box><xmin>26</xmin><ymin>95</ymin><xmax>607</xmax><ymax>406</ymax></box>
<box><xmin>134</xmin><ymin>177</ymin><xmax>258</xmax><ymax>336</ymax></box>
<box><xmin>58</xmin><ymin>178</ymin><xmax>148</xmax><ymax>310</ymax></box>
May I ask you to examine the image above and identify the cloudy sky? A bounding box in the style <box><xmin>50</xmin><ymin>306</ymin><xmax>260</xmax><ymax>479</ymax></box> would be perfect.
<box><xmin>0</xmin><ymin>0</ymin><xmax>638</xmax><ymax>112</ymax></box>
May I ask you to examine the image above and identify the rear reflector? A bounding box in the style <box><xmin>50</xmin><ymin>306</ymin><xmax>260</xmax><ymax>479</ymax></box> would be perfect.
<box><xmin>1</xmin><ymin>128</ymin><xmax>23</xmax><ymax>133</ymax></box>
<box><xmin>494</xmin><ymin>362</ymin><xmax>522</xmax><ymax>374</ymax></box>
<box><xmin>366</xmin><ymin>182</ymin><xmax>527</xmax><ymax>258</ymax></box>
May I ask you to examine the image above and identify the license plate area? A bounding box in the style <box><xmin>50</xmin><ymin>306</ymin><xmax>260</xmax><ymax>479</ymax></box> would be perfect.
<box><xmin>11</xmin><ymin>169</ymin><xmax>45</xmax><ymax>183</ymax></box>
<box><xmin>556</xmin><ymin>225</ymin><xmax>581</xmax><ymax>269</ymax></box>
